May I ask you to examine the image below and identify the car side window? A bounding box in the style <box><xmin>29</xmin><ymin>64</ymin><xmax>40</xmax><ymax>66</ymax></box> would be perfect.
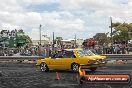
<box><xmin>52</xmin><ymin>51</ymin><xmax>63</xmax><ymax>58</ymax></box>
<box><xmin>63</xmin><ymin>51</ymin><xmax>76</xmax><ymax>58</ymax></box>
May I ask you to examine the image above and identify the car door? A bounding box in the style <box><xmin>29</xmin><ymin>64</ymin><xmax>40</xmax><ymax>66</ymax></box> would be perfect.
<box><xmin>61</xmin><ymin>50</ymin><xmax>76</xmax><ymax>69</ymax></box>
<box><xmin>48</xmin><ymin>52</ymin><xmax>63</xmax><ymax>69</ymax></box>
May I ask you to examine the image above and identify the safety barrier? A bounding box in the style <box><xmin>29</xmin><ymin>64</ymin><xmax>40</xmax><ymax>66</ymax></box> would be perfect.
<box><xmin>101</xmin><ymin>54</ymin><xmax>132</xmax><ymax>60</ymax></box>
<box><xmin>0</xmin><ymin>54</ymin><xmax>132</xmax><ymax>60</ymax></box>
<box><xmin>0</xmin><ymin>56</ymin><xmax>45</xmax><ymax>60</ymax></box>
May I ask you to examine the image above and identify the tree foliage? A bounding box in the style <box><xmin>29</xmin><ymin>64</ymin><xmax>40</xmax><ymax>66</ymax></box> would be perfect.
<box><xmin>112</xmin><ymin>22</ymin><xmax>132</xmax><ymax>42</ymax></box>
<box><xmin>93</xmin><ymin>33</ymin><xmax>109</xmax><ymax>45</ymax></box>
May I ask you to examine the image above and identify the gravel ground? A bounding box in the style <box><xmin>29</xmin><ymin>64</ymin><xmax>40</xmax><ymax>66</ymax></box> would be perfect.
<box><xmin>0</xmin><ymin>63</ymin><xmax>132</xmax><ymax>88</ymax></box>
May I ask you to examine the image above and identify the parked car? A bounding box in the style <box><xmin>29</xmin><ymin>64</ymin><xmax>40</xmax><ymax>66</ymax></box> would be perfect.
<box><xmin>36</xmin><ymin>49</ymin><xmax>107</xmax><ymax>72</ymax></box>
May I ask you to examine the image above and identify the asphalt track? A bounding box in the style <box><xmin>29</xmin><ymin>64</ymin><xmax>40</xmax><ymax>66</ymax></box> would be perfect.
<box><xmin>0</xmin><ymin>63</ymin><xmax>132</xmax><ymax>88</ymax></box>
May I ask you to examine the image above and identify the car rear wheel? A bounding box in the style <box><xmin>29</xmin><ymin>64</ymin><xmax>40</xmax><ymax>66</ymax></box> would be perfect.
<box><xmin>90</xmin><ymin>67</ymin><xmax>97</xmax><ymax>72</ymax></box>
<box><xmin>71</xmin><ymin>63</ymin><xmax>79</xmax><ymax>72</ymax></box>
<box><xmin>40</xmin><ymin>63</ymin><xmax>49</xmax><ymax>72</ymax></box>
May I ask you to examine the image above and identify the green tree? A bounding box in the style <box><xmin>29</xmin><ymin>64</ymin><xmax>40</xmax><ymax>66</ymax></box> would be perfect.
<box><xmin>112</xmin><ymin>22</ymin><xmax>132</xmax><ymax>43</ymax></box>
<box><xmin>93</xmin><ymin>33</ymin><xmax>110</xmax><ymax>45</ymax></box>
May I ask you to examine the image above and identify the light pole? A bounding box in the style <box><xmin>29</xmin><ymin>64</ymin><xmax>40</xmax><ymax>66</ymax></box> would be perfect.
<box><xmin>52</xmin><ymin>32</ymin><xmax>55</xmax><ymax>51</ymax></box>
<box><xmin>74</xmin><ymin>34</ymin><xmax>76</xmax><ymax>48</ymax></box>
<box><xmin>43</xmin><ymin>35</ymin><xmax>50</xmax><ymax>57</ymax></box>
<box><xmin>39</xmin><ymin>24</ymin><xmax>42</xmax><ymax>45</ymax></box>
<box><xmin>110</xmin><ymin>17</ymin><xmax>113</xmax><ymax>53</ymax></box>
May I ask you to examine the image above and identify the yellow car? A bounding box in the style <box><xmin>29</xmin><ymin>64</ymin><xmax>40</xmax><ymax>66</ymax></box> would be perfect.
<box><xmin>36</xmin><ymin>49</ymin><xmax>107</xmax><ymax>72</ymax></box>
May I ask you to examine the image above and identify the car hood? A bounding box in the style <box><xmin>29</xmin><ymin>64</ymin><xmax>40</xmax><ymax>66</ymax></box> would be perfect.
<box><xmin>81</xmin><ymin>55</ymin><xmax>106</xmax><ymax>60</ymax></box>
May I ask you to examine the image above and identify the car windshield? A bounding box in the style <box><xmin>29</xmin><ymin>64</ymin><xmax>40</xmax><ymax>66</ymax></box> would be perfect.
<box><xmin>77</xmin><ymin>50</ymin><xmax>95</xmax><ymax>56</ymax></box>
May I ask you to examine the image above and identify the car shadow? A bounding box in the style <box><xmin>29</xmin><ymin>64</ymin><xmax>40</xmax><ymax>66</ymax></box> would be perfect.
<box><xmin>41</xmin><ymin>69</ymin><xmax>98</xmax><ymax>74</ymax></box>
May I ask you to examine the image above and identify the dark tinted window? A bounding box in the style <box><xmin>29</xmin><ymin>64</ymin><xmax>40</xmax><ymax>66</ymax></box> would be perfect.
<box><xmin>53</xmin><ymin>51</ymin><xmax>63</xmax><ymax>58</ymax></box>
<box><xmin>63</xmin><ymin>50</ymin><xmax>76</xmax><ymax>58</ymax></box>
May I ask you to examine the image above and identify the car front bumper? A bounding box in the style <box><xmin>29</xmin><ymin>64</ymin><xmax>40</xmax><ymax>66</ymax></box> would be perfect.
<box><xmin>80</xmin><ymin>62</ymin><xmax>106</xmax><ymax>69</ymax></box>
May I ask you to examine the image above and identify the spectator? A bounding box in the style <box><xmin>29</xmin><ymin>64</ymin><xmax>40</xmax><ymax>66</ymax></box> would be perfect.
<box><xmin>114</xmin><ymin>45</ymin><xmax>120</xmax><ymax>54</ymax></box>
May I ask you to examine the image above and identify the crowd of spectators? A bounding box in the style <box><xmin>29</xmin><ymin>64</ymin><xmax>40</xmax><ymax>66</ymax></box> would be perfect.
<box><xmin>19</xmin><ymin>43</ymin><xmax>132</xmax><ymax>56</ymax></box>
<box><xmin>20</xmin><ymin>45</ymin><xmax>52</xmax><ymax>57</ymax></box>
<box><xmin>0</xmin><ymin>42</ymin><xmax>132</xmax><ymax>56</ymax></box>
<box><xmin>91</xmin><ymin>44</ymin><xmax>131</xmax><ymax>54</ymax></box>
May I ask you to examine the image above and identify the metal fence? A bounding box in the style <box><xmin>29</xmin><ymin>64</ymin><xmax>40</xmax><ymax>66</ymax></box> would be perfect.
<box><xmin>102</xmin><ymin>54</ymin><xmax>132</xmax><ymax>60</ymax></box>
<box><xmin>0</xmin><ymin>54</ymin><xmax>132</xmax><ymax>61</ymax></box>
<box><xmin>0</xmin><ymin>56</ymin><xmax>45</xmax><ymax>60</ymax></box>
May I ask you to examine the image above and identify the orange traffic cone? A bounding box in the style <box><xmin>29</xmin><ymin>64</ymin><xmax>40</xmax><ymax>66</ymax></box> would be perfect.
<box><xmin>82</xmin><ymin>69</ymin><xmax>86</xmax><ymax>76</ymax></box>
<box><xmin>55</xmin><ymin>72</ymin><xmax>60</xmax><ymax>80</ymax></box>
<box><xmin>79</xmin><ymin>66</ymin><xmax>86</xmax><ymax>76</ymax></box>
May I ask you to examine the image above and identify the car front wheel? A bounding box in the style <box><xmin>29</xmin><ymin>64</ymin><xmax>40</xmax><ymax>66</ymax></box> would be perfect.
<box><xmin>72</xmin><ymin>63</ymin><xmax>79</xmax><ymax>72</ymax></box>
<box><xmin>40</xmin><ymin>63</ymin><xmax>49</xmax><ymax>72</ymax></box>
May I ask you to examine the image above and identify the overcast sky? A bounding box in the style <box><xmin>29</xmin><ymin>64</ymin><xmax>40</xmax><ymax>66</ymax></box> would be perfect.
<box><xmin>0</xmin><ymin>0</ymin><xmax>132</xmax><ymax>40</ymax></box>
